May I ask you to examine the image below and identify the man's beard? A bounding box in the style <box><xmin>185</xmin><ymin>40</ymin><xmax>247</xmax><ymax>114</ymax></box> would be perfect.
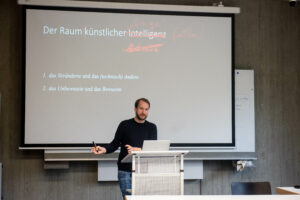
<box><xmin>136</xmin><ymin>113</ymin><xmax>147</xmax><ymax>121</ymax></box>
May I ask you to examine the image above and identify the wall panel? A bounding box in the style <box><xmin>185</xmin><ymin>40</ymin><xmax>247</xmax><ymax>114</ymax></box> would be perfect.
<box><xmin>0</xmin><ymin>0</ymin><xmax>299</xmax><ymax>199</ymax></box>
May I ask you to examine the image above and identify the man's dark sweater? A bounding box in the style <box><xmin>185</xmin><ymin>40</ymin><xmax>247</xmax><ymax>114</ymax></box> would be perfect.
<box><xmin>104</xmin><ymin>118</ymin><xmax>157</xmax><ymax>172</ymax></box>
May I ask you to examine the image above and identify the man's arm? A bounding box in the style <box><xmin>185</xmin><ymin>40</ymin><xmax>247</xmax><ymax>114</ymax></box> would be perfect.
<box><xmin>91</xmin><ymin>122</ymin><xmax>124</xmax><ymax>155</ymax></box>
<box><xmin>125</xmin><ymin>144</ymin><xmax>141</xmax><ymax>154</ymax></box>
<box><xmin>124</xmin><ymin>123</ymin><xmax>158</xmax><ymax>154</ymax></box>
<box><xmin>92</xmin><ymin>146</ymin><xmax>106</xmax><ymax>154</ymax></box>
<box><xmin>105</xmin><ymin>122</ymin><xmax>124</xmax><ymax>153</ymax></box>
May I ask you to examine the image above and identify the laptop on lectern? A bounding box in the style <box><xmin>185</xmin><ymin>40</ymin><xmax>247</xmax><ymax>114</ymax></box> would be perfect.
<box><xmin>142</xmin><ymin>140</ymin><xmax>171</xmax><ymax>151</ymax></box>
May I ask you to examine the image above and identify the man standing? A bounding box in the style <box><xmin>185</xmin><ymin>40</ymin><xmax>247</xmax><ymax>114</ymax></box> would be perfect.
<box><xmin>92</xmin><ymin>98</ymin><xmax>157</xmax><ymax>199</ymax></box>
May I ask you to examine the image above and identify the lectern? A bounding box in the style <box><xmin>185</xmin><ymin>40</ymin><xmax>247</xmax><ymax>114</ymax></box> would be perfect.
<box><xmin>122</xmin><ymin>151</ymin><xmax>189</xmax><ymax>195</ymax></box>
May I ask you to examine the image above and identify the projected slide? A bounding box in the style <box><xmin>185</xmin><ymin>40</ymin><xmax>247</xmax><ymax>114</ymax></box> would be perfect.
<box><xmin>25</xmin><ymin>8</ymin><xmax>233</xmax><ymax>146</ymax></box>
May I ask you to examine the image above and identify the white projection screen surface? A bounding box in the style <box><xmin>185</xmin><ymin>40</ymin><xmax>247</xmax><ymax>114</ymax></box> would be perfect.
<box><xmin>24</xmin><ymin>6</ymin><xmax>234</xmax><ymax>147</ymax></box>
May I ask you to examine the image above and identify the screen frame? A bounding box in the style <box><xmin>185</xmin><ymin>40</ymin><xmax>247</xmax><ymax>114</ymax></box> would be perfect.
<box><xmin>21</xmin><ymin>5</ymin><xmax>235</xmax><ymax>148</ymax></box>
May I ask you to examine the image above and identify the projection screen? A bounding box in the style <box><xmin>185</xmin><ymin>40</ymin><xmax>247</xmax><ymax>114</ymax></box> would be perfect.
<box><xmin>23</xmin><ymin>6</ymin><xmax>234</xmax><ymax>147</ymax></box>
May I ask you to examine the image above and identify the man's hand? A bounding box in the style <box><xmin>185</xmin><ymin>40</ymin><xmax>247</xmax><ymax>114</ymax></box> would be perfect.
<box><xmin>125</xmin><ymin>145</ymin><xmax>141</xmax><ymax>154</ymax></box>
<box><xmin>91</xmin><ymin>146</ymin><xmax>107</xmax><ymax>155</ymax></box>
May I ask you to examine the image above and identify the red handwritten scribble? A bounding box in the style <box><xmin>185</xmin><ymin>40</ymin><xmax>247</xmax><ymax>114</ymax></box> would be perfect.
<box><xmin>126</xmin><ymin>33</ymin><xmax>166</xmax><ymax>39</ymax></box>
<box><xmin>123</xmin><ymin>43</ymin><xmax>163</xmax><ymax>53</ymax></box>
<box><xmin>173</xmin><ymin>28</ymin><xmax>197</xmax><ymax>40</ymax></box>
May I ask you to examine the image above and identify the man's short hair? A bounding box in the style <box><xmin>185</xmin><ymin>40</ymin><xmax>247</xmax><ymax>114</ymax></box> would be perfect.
<box><xmin>135</xmin><ymin>98</ymin><xmax>150</xmax><ymax>108</ymax></box>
